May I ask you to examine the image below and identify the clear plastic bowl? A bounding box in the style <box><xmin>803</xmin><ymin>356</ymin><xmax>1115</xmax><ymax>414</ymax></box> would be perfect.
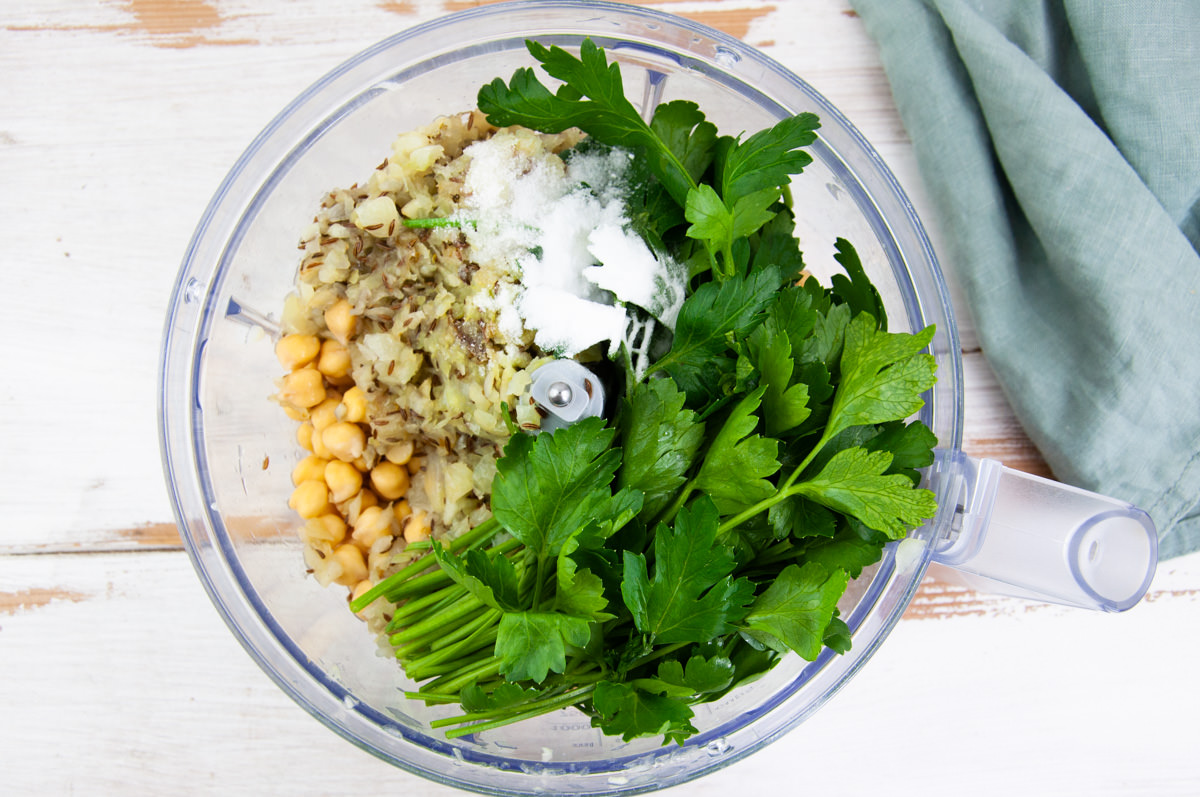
<box><xmin>159</xmin><ymin>2</ymin><xmax>963</xmax><ymax>793</ymax></box>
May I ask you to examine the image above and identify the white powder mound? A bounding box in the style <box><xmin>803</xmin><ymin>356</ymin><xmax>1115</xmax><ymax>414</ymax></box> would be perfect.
<box><xmin>456</xmin><ymin>131</ymin><xmax>686</xmax><ymax>356</ymax></box>
<box><xmin>517</xmin><ymin>286</ymin><xmax>629</xmax><ymax>356</ymax></box>
<box><xmin>585</xmin><ymin>223</ymin><xmax>686</xmax><ymax>329</ymax></box>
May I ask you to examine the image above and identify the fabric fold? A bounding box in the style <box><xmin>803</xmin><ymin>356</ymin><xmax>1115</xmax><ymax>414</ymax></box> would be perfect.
<box><xmin>850</xmin><ymin>0</ymin><xmax>1200</xmax><ymax>557</ymax></box>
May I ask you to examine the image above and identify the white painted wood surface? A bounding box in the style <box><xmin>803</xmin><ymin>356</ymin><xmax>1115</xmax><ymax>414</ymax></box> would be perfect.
<box><xmin>2</xmin><ymin>1</ymin><xmax>1197</xmax><ymax>794</ymax></box>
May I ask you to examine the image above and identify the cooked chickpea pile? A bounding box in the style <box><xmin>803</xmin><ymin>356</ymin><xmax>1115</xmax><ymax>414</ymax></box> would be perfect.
<box><xmin>275</xmin><ymin>330</ymin><xmax>431</xmax><ymax>610</ymax></box>
<box><xmin>271</xmin><ymin>115</ymin><xmax>573</xmax><ymax>628</ymax></box>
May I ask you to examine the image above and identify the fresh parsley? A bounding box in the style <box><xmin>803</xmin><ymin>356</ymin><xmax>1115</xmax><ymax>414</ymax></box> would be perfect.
<box><xmin>352</xmin><ymin>38</ymin><xmax>939</xmax><ymax>746</ymax></box>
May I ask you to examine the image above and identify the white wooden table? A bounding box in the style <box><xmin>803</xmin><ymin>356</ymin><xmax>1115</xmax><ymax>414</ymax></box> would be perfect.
<box><xmin>3</xmin><ymin>1</ymin><xmax>1197</xmax><ymax>794</ymax></box>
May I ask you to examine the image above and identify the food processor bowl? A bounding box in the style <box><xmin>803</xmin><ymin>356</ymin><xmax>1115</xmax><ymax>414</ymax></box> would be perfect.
<box><xmin>159</xmin><ymin>3</ymin><xmax>1156</xmax><ymax>794</ymax></box>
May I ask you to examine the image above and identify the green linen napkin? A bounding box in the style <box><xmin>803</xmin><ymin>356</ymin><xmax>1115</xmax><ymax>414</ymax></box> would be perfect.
<box><xmin>848</xmin><ymin>0</ymin><xmax>1200</xmax><ymax>558</ymax></box>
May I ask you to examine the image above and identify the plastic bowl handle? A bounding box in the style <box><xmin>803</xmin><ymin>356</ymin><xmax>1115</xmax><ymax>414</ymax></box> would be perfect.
<box><xmin>929</xmin><ymin>452</ymin><xmax>1157</xmax><ymax>612</ymax></box>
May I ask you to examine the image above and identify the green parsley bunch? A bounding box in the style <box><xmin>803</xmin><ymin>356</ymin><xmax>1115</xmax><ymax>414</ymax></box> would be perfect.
<box><xmin>350</xmin><ymin>39</ymin><xmax>938</xmax><ymax>745</ymax></box>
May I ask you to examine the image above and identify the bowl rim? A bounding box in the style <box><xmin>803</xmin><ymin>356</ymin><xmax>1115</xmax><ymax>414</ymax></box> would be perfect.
<box><xmin>159</xmin><ymin>2</ymin><xmax>963</xmax><ymax>794</ymax></box>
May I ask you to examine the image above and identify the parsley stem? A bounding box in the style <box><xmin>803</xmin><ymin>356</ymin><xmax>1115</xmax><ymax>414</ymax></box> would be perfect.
<box><xmin>393</xmin><ymin>601</ymin><xmax>490</xmax><ymax>655</ymax></box>
<box><xmin>655</xmin><ymin>479</ymin><xmax>696</xmax><ymax>527</ymax></box>
<box><xmin>401</xmin><ymin>691</ymin><xmax>460</xmax><ymax>705</ymax></box>
<box><xmin>392</xmin><ymin>594</ymin><xmax>485</xmax><ymax>643</ymax></box>
<box><xmin>425</xmin><ymin>658</ymin><xmax>503</xmax><ymax>695</ymax></box>
<box><xmin>401</xmin><ymin>217</ymin><xmax>477</xmax><ymax>229</ymax></box>
<box><xmin>716</xmin><ymin>483</ymin><xmax>805</xmax><ymax>536</ymax></box>
<box><xmin>408</xmin><ymin>648</ymin><xmax>497</xmax><ymax>681</ymax></box>
<box><xmin>628</xmin><ymin>641</ymin><xmax>689</xmax><ymax>670</ymax></box>
<box><xmin>349</xmin><ymin>517</ymin><xmax>502</xmax><ymax>613</ymax></box>
<box><xmin>385</xmin><ymin>582</ymin><xmax>464</xmax><ymax>629</ymax></box>
<box><xmin>431</xmin><ymin>607</ymin><xmax>504</xmax><ymax>652</ymax></box>
<box><xmin>530</xmin><ymin>554</ymin><xmax>549</xmax><ymax>609</ymax></box>
<box><xmin>406</xmin><ymin>628</ymin><xmax>499</xmax><ymax>680</ymax></box>
<box><xmin>780</xmin><ymin>430</ymin><xmax>834</xmax><ymax>493</ymax></box>
<box><xmin>441</xmin><ymin>684</ymin><xmax>598</xmax><ymax>739</ymax></box>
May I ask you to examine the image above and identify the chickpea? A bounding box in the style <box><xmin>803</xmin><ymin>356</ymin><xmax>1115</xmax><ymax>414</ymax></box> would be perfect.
<box><xmin>392</xmin><ymin>498</ymin><xmax>413</xmax><ymax>525</ymax></box>
<box><xmin>341</xmin><ymin>489</ymin><xmax>377</xmax><ymax>528</ymax></box>
<box><xmin>321</xmin><ymin>421</ymin><xmax>365</xmax><ymax>462</ymax></box>
<box><xmin>317</xmin><ymin>338</ymin><xmax>352</xmax><ymax>379</ymax></box>
<box><xmin>324</xmin><ymin>298</ymin><xmax>357</xmax><ymax>344</ymax></box>
<box><xmin>279</xmin><ymin>367</ymin><xmax>325</xmax><ymax>409</ymax></box>
<box><xmin>331</xmin><ymin>543</ymin><xmax>368</xmax><ymax>587</ymax></box>
<box><xmin>275</xmin><ymin>333</ymin><xmax>321</xmax><ymax>371</ymax></box>
<box><xmin>370</xmin><ymin>461</ymin><xmax>409</xmax><ymax>501</ymax></box>
<box><xmin>309</xmin><ymin>396</ymin><xmax>341</xmax><ymax>433</ymax></box>
<box><xmin>405</xmin><ymin>455</ymin><xmax>424</xmax><ymax>475</ymax></box>
<box><xmin>291</xmin><ymin>454</ymin><xmax>329</xmax><ymax>486</ymax></box>
<box><xmin>403</xmin><ymin>509</ymin><xmax>430</xmax><ymax>544</ymax></box>
<box><xmin>352</xmin><ymin>505</ymin><xmax>394</xmax><ymax>550</ymax></box>
<box><xmin>310</xmin><ymin>425</ymin><xmax>332</xmax><ymax>459</ymax></box>
<box><xmin>340</xmin><ymin>387</ymin><xmax>368</xmax><ymax>424</ymax></box>
<box><xmin>384</xmin><ymin>440</ymin><xmax>414</xmax><ymax>466</ymax></box>
<box><xmin>324</xmin><ymin>459</ymin><xmax>363</xmax><ymax>503</ymax></box>
<box><xmin>288</xmin><ymin>479</ymin><xmax>329</xmax><ymax>519</ymax></box>
<box><xmin>310</xmin><ymin>513</ymin><xmax>347</xmax><ymax>545</ymax></box>
<box><xmin>296</xmin><ymin>421</ymin><xmax>315</xmax><ymax>453</ymax></box>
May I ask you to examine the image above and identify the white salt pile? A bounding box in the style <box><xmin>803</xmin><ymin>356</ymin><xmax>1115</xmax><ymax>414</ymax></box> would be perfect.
<box><xmin>455</xmin><ymin>129</ymin><xmax>686</xmax><ymax>360</ymax></box>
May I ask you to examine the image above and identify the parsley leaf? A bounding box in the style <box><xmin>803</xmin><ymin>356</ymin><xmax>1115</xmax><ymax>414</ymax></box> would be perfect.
<box><xmin>793</xmin><ymin>446</ymin><xmax>938</xmax><ymax>539</ymax></box>
<box><xmin>767</xmin><ymin>495</ymin><xmax>838</xmax><ymax>540</ymax></box>
<box><xmin>693</xmin><ymin>387</ymin><xmax>781</xmax><ymax>514</ymax></box>
<box><xmin>719</xmin><ymin>113</ymin><xmax>820</xmax><ymax>199</ymax></box>
<box><xmin>431</xmin><ymin>544</ymin><xmax>523</xmax><ymax>612</ymax></box>
<box><xmin>863</xmin><ymin>420</ymin><xmax>938</xmax><ymax>485</ymax></box>
<box><xmin>750</xmin><ymin>206</ymin><xmax>806</xmax><ymax>281</ymax></box>
<box><xmin>830</xmin><ymin>237</ymin><xmax>887</xmax><ymax>326</ymax></box>
<box><xmin>617</xmin><ymin>378</ymin><xmax>706</xmax><ymax>521</ymax></box>
<box><xmin>796</xmin><ymin>300</ymin><xmax>851</xmax><ymax>372</ymax></box>
<box><xmin>799</xmin><ymin>522</ymin><xmax>887</xmax><ymax>579</ymax></box>
<box><xmin>743</xmin><ymin>309</ymin><xmax>812</xmax><ymax>437</ymax></box>
<box><xmin>650</xmin><ymin>265</ymin><xmax>782</xmax><ymax>405</ymax></box>
<box><xmin>478</xmin><ymin>40</ymin><xmax>697</xmax><ymax>208</ymax></box>
<box><xmin>649</xmin><ymin>100</ymin><xmax>718</xmax><ymax>193</ymax></box>
<box><xmin>491</xmin><ymin>417</ymin><xmax>622</xmax><ymax>559</ymax></box>
<box><xmin>555</xmin><ymin>553</ymin><xmax>613</xmax><ymax>622</ymax></box>
<box><xmin>685</xmin><ymin>185</ymin><xmax>778</xmax><ymax>265</ymax></box>
<box><xmin>621</xmin><ymin>497</ymin><xmax>755</xmax><ymax>644</ymax></box>
<box><xmin>823</xmin><ymin>613</ymin><xmax>853</xmax><ymax>655</ymax></box>
<box><xmin>495</xmin><ymin>611</ymin><xmax>591</xmax><ymax>683</ymax></box>
<box><xmin>632</xmin><ymin>655</ymin><xmax>736</xmax><ymax>699</ymax></box>
<box><xmin>591</xmin><ymin>681</ymin><xmax>697</xmax><ymax>744</ymax></box>
<box><xmin>685</xmin><ymin>114</ymin><xmax>820</xmax><ymax>276</ymax></box>
<box><xmin>823</xmin><ymin>312</ymin><xmax>937</xmax><ymax>445</ymax></box>
<box><xmin>742</xmin><ymin>562</ymin><xmax>849</xmax><ymax>661</ymax></box>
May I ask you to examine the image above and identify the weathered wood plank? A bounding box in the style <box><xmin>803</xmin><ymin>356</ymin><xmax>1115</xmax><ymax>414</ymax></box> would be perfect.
<box><xmin>2</xmin><ymin>548</ymin><xmax>1196</xmax><ymax>794</ymax></box>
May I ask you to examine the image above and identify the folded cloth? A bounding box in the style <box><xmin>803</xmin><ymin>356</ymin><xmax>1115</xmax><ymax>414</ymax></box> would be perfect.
<box><xmin>848</xmin><ymin>0</ymin><xmax>1200</xmax><ymax>558</ymax></box>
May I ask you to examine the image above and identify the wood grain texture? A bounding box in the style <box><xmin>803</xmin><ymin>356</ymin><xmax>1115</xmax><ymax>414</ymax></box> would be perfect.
<box><xmin>3</xmin><ymin>3</ymin><xmax>1192</xmax><ymax>795</ymax></box>
<box><xmin>3</xmin><ymin>0</ymin><xmax>979</xmax><ymax>553</ymax></box>
<box><xmin>2</xmin><ymin>550</ymin><xmax>1196</xmax><ymax>795</ymax></box>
